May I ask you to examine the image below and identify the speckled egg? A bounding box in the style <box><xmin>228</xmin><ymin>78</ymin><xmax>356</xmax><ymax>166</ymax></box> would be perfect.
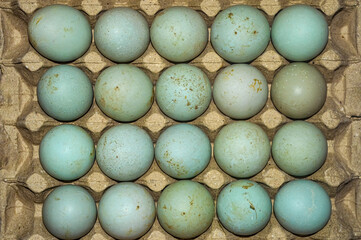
<box><xmin>274</xmin><ymin>180</ymin><xmax>331</xmax><ymax>235</ymax></box>
<box><xmin>272</xmin><ymin>121</ymin><xmax>327</xmax><ymax>177</ymax></box>
<box><xmin>214</xmin><ymin>121</ymin><xmax>270</xmax><ymax>178</ymax></box>
<box><xmin>271</xmin><ymin>62</ymin><xmax>327</xmax><ymax>119</ymax></box>
<box><xmin>271</xmin><ymin>5</ymin><xmax>328</xmax><ymax>61</ymax></box>
<box><xmin>98</xmin><ymin>183</ymin><xmax>156</xmax><ymax>239</ymax></box>
<box><xmin>43</xmin><ymin>185</ymin><xmax>97</xmax><ymax>239</ymax></box>
<box><xmin>37</xmin><ymin>65</ymin><xmax>93</xmax><ymax>121</ymax></box>
<box><xmin>94</xmin><ymin>8</ymin><xmax>149</xmax><ymax>62</ymax></box>
<box><xmin>28</xmin><ymin>4</ymin><xmax>91</xmax><ymax>62</ymax></box>
<box><xmin>210</xmin><ymin>5</ymin><xmax>270</xmax><ymax>63</ymax></box>
<box><xmin>217</xmin><ymin>180</ymin><xmax>272</xmax><ymax>236</ymax></box>
<box><xmin>157</xmin><ymin>180</ymin><xmax>215</xmax><ymax>239</ymax></box>
<box><xmin>96</xmin><ymin>124</ymin><xmax>154</xmax><ymax>181</ymax></box>
<box><xmin>40</xmin><ymin>124</ymin><xmax>95</xmax><ymax>181</ymax></box>
<box><xmin>213</xmin><ymin>64</ymin><xmax>268</xmax><ymax>119</ymax></box>
<box><xmin>155</xmin><ymin>124</ymin><xmax>211</xmax><ymax>179</ymax></box>
<box><xmin>94</xmin><ymin>64</ymin><xmax>153</xmax><ymax>122</ymax></box>
<box><xmin>155</xmin><ymin>64</ymin><xmax>211</xmax><ymax>121</ymax></box>
<box><xmin>150</xmin><ymin>7</ymin><xmax>208</xmax><ymax>62</ymax></box>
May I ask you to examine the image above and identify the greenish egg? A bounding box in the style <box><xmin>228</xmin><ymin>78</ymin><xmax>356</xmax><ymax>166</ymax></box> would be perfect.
<box><xmin>96</xmin><ymin>124</ymin><xmax>154</xmax><ymax>181</ymax></box>
<box><xmin>28</xmin><ymin>4</ymin><xmax>91</xmax><ymax>62</ymax></box>
<box><xmin>211</xmin><ymin>5</ymin><xmax>270</xmax><ymax>63</ymax></box>
<box><xmin>94</xmin><ymin>8</ymin><xmax>149</xmax><ymax>62</ymax></box>
<box><xmin>271</xmin><ymin>62</ymin><xmax>327</xmax><ymax>119</ymax></box>
<box><xmin>155</xmin><ymin>64</ymin><xmax>212</xmax><ymax>121</ymax></box>
<box><xmin>271</xmin><ymin>5</ymin><xmax>328</xmax><ymax>61</ymax></box>
<box><xmin>155</xmin><ymin>124</ymin><xmax>211</xmax><ymax>179</ymax></box>
<box><xmin>94</xmin><ymin>64</ymin><xmax>154</xmax><ymax>122</ymax></box>
<box><xmin>42</xmin><ymin>185</ymin><xmax>97</xmax><ymax>239</ymax></box>
<box><xmin>40</xmin><ymin>124</ymin><xmax>95</xmax><ymax>181</ymax></box>
<box><xmin>272</xmin><ymin>121</ymin><xmax>327</xmax><ymax>177</ymax></box>
<box><xmin>157</xmin><ymin>180</ymin><xmax>215</xmax><ymax>239</ymax></box>
<box><xmin>214</xmin><ymin>121</ymin><xmax>270</xmax><ymax>178</ymax></box>
<box><xmin>217</xmin><ymin>180</ymin><xmax>272</xmax><ymax>236</ymax></box>
<box><xmin>37</xmin><ymin>65</ymin><xmax>93</xmax><ymax>121</ymax></box>
<box><xmin>150</xmin><ymin>7</ymin><xmax>208</xmax><ymax>62</ymax></box>
<box><xmin>274</xmin><ymin>180</ymin><xmax>331</xmax><ymax>235</ymax></box>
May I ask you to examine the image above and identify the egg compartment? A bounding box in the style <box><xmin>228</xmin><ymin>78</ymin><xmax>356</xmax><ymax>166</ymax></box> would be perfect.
<box><xmin>0</xmin><ymin>0</ymin><xmax>361</xmax><ymax>239</ymax></box>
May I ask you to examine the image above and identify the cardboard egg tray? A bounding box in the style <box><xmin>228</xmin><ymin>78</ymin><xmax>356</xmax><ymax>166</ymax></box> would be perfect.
<box><xmin>0</xmin><ymin>0</ymin><xmax>361</xmax><ymax>239</ymax></box>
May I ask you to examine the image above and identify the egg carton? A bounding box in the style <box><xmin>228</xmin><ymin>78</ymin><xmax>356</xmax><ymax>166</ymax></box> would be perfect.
<box><xmin>0</xmin><ymin>0</ymin><xmax>361</xmax><ymax>239</ymax></box>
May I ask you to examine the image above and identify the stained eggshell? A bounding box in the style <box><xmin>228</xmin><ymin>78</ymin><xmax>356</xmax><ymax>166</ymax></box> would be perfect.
<box><xmin>213</xmin><ymin>64</ymin><xmax>268</xmax><ymax>119</ymax></box>
<box><xmin>157</xmin><ymin>180</ymin><xmax>215</xmax><ymax>239</ymax></box>
<box><xmin>155</xmin><ymin>123</ymin><xmax>211</xmax><ymax>179</ymax></box>
<box><xmin>39</xmin><ymin>124</ymin><xmax>95</xmax><ymax>181</ymax></box>
<box><xmin>42</xmin><ymin>185</ymin><xmax>97</xmax><ymax>239</ymax></box>
<box><xmin>28</xmin><ymin>4</ymin><xmax>91</xmax><ymax>62</ymax></box>
<box><xmin>94</xmin><ymin>64</ymin><xmax>154</xmax><ymax>122</ymax></box>
<box><xmin>210</xmin><ymin>5</ymin><xmax>270</xmax><ymax>63</ymax></box>
<box><xmin>271</xmin><ymin>5</ymin><xmax>328</xmax><ymax>61</ymax></box>
<box><xmin>96</xmin><ymin>124</ymin><xmax>154</xmax><ymax>181</ymax></box>
<box><xmin>150</xmin><ymin>6</ymin><xmax>208</xmax><ymax>62</ymax></box>
<box><xmin>217</xmin><ymin>180</ymin><xmax>272</xmax><ymax>236</ymax></box>
<box><xmin>98</xmin><ymin>182</ymin><xmax>156</xmax><ymax>240</ymax></box>
<box><xmin>94</xmin><ymin>8</ymin><xmax>149</xmax><ymax>62</ymax></box>
<box><xmin>37</xmin><ymin>65</ymin><xmax>93</xmax><ymax>121</ymax></box>
<box><xmin>274</xmin><ymin>180</ymin><xmax>331</xmax><ymax>235</ymax></box>
<box><xmin>271</xmin><ymin>62</ymin><xmax>327</xmax><ymax>119</ymax></box>
<box><xmin>155</xmin><ymin>64</ymin><xmax>212</xmax><ymax>121</ymax></box>
<box><xmin>214</xmin><ymin>121</ymin><xmax>270</xmax><ymax>178</ymax></box>
<box><xmin>272</xmin><ymin>121</ymin><xmax>328</xmax><ymax>177</ymax></box>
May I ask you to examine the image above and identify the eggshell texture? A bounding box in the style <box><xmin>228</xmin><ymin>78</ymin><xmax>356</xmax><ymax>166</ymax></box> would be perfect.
<box><xmin>98</xmin><ymin>182</ymin><xmax>156</xmax><ymax>240</ymax></box>
<box><xmin>37</xmin><ymin>65</ymin><xmax>93</xmax><ymax>121</ymax></box>
<box><xmin>272</xmin><ymin>121</ymin><xmax>327</xmax><ymax>177</ymax></box>
<box><xmin>155</xmin><ymin>124</ymin><xmax>211</xmax><ymax>179</ymax></box>
<box><xmin>271</xmin><ymin>62</ymin><xmax>327</xmax><ymax>119</ymax></box>
<box><xmin>150</xmin><ymin>6</ymin><xmax>208</xmax><ymax>62</ymax></box>
<box><xmin>274</xmin><ymin>180</ymin><xmax>331</xmax><ymax>235</ymax></box>
<box><xmin>210</xmin><ymin>5</ymin><xmax>270</xmax><ymax>63</ymax></box>
<box><xmin>217</xmin><ymin>180</ymin><xmax>272</xmax><ymax>236</ymax></box>
<box><xmin>28</xmin><ymin>4</ymin><xmax>91</xmax><ymax>62</ymax></box>
<box><xmin>155</xmin><ymin>64</ymin><xmax>212</xmax><ymax>121</ymax></box>
<box><xmin>42</xmin><ymin>185</ymin><xmax>97</xmax><ymax>239</ymax></box>
<box><xmin>39</xmin><ymin>124</ymin><xmax>95</xmax><ymax>181</ymax></box>
<box><xmin>213</xmin><ymin>64</ymin><xmax>268</xmax><ymax>119</ymax></box>
<box><xmin>214</xmin><ymin>121</ymin><xmax>270</xmax><ymax>178</ymax></box>
<box><xmin>157</xmin><ymin>180</ymin><xmax>214</xmax><ymax>239</ymax></box>
<box><xmin>96</xmin><ymin>124</ymin><xmax>154</xmax><ymax>181</ymax></box>
<box><xmin>94</xmin><ymin>64</ymin><xmax>153</xmax><ymax>122</ymax></box>
<box><xmin>94</xmin><ymin>8</ymin><xmax>149</xmax><ymax>62</ymax></box>
<box><xmin>271</xmin><ymin>5</ymin><xmax>328</xmax><ymax>61</ymax></box>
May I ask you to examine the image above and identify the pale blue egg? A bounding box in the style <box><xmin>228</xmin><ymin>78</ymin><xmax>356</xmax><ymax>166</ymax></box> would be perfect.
<box><xmin>94</xmin><ymin>64</ymin><xmax>154</xmax><ymax>122</ymax></box>
<box><xmin>272</xmin><ymin>121</ymin><xmax>328</xmax><ymax>176</ymax></box>
<box><xmin>42</xmin><ymin>185</ymin><xmax>97</xmax><ymax>239</ymax></box>
<box><xmin>155</xmin><ymin>124</ymin><xmax>211</xmax><ymax>179</ymax></box>
<box><xmin>96</xmin><ymin>124</ymin><xmax>154</xmax><ymax>181</ymax></box>
<box><xmin>271</xmin><ymin>5</ymin><xmax>328</xmax><ymax>61</ymax></box>
<box><xmin>98</xmin><ymin>182</ymin><xmax>156</xmax><ymax>239</ymax></box>
<box><xmin>155</xmin><ymin>64</ymin><xmax>212</xmax><ymax>121</ymax></box>
<box><xmin>157</xmin><ymin>180</ymin><xmax>215</xmax><ymax>239</ymax></box>
<box><xmin>150</xmin><ymin>6</ymin><xmax>208</xmax><ymax>62</ymax></box>
<box><xmin>274</xmin><ymin>180</ymin><xmax>331</xmax><ymax>235</ymax></box>
<box><xmin>214</xmin><ymin>121</ymin><xmax>270</xmax><ymax>178</ymax></box>
<box><xmin>211</xmin><ymin>5</ymin><xmax>270</xmax><ymax>63</ymax></box>
<box><xmin>94</xmin><ymin>8</ymin><xmax>149</xmax><ymax>62</ymax></box>
<box><xmin>40</xmin><ymin>124</ymin><xmax>95</xmax><ymax>181</ymax></box>
<box><xmin>28</xmin><ymin>4</ymin><xmax>91</xmax><ymax>62</ymax></box>
<box><xmin>37</xmin><ymin>65</ymin><xmax>93</xmax><ymax>121</ymax></box>
<box><xmin>217</xmin><ymin>180</ymin><xmax>272</xmax><ymax>236</ymax></box>
<box><xmin>213</xmin><ymin>64</ymin><xmax>268</xmax><ymax>119</ymax></box>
